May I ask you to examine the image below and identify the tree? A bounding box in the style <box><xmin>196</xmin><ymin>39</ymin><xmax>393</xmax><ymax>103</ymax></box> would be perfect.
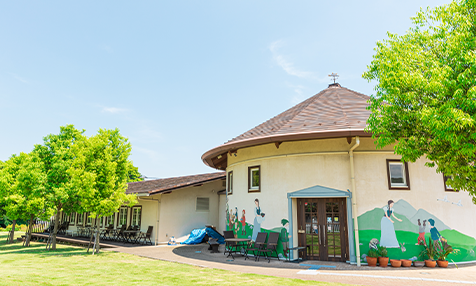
<box><xmin>363</xmin><ymin>0</ymin><xmax>476</xmax><ymax>203</ymax></box>
<box><xmin>70</xmin><ymin>128</ymin><xmax>137</xmax><ymax>254</ymax></box>
<box><xmin>0</xmin><ymin>153</ymin><xmax>49</xmax><ymax>245</ymax></box>
<box><xmin>128</xmin><ymin>165</ymin><xmax>143</xmax><ymax>182</ymax></box>
<box><xmin>34</xmin><ymin>125</ymin><xmax>87</xmax><ymax>250</ymax></box>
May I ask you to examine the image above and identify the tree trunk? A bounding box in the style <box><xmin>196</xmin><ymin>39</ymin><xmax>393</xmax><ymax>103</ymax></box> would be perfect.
<box><xmin>51</xmin><ymin>209</ymin><xmax>60</xmax><ymax>250</ymax></box>
<box><xmin>25</xmin><ymin>214</ymin><xmax>35</xmax><ymax>247</ymax></box>
<box><xmin>8</xmin><ymin>219</ymin><xmax>16</xmax><ymax>243</ymax></box>
<box><xmin>94</xmin><ymin>216</ymin><xmax>101</xmax><ymax>254</ymax></box>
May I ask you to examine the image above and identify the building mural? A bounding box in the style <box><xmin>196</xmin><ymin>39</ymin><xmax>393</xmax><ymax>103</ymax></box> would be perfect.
<box><xmin>358</xmin><ymin>199</ymin><xmax>476</xmax><ymax>263</ymax></box>
<box><xmin>226</xmin><ymin>198</ymin><xmax>288</xmax><ymax>258</ymax></box>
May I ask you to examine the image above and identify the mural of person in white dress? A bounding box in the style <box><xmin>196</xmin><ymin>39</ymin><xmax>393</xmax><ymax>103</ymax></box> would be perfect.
<box><xmin>251</xmin><ymin>198</ymin><xmax>265</xmax><ymax>241</ymax></box>
<box><xmin>380</xmin><ymin>200</ymin><xmax>402</xmax><ymax>248</ymax></box>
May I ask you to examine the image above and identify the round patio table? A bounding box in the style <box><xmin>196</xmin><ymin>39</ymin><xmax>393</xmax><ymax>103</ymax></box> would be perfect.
<box><xmin>225</xmin><ymin>238</ymin><xmax>250</xmax><ymax>260</ymax></box>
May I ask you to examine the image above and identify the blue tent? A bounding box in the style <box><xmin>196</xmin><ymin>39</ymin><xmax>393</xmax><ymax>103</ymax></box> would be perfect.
<box><xmin>181</xmin><ymin>227</ymin><xmax>225</xmax><ymax>245</ymax></box>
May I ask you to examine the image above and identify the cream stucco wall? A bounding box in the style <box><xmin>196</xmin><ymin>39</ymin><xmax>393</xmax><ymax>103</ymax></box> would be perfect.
<box><xmin>225</xmin><ymin>137</ymin><xmax>476</xmax><ymax>243</ymax></box>
<box><xmin>154</xmin><ymin>179</ymin><xmax>224</xmax><ymax>242</ymax></box>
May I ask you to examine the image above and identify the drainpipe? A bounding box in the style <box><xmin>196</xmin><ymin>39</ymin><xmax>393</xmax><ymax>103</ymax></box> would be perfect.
<box><xmin>349</xmin><ymin>136</ymin><xmax>361</xmax><ymax>266</ymax></box>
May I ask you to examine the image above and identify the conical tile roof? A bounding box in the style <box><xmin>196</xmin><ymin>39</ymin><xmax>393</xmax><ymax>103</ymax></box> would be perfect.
<box><xmin>202</xmin><ymin>83</ymin><xmax>372</xmax><ymax>170</ymax></box>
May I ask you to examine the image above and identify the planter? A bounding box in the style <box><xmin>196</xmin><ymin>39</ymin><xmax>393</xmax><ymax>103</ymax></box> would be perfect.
<box><xmin>390</xmin><ymin>259</ymin><xmax>402</xmax><ymax>267</ymax></box>
<box><xmin>437</xmin><ymin>260</ymin><xmax>449</xmax><ymax>268</ymax></box>
<box><xmin>366</xmin><ymin>256</ymin><xmax>378</xmax><ymax>267</ymax></box>
<box><xmin>425</xmin><ymin>260</ymin><xmax>437</xmax><ymax>268</ymax></box>
<box><xmin>401</xmin><ymin>259</ymin><xmax>412</xmax><ymax>267</ymax></box>
<box><xmin>413</xmin><ymin>261</ymin><xmax>425</xmax><ymax>267</ymax></box>
<box><xmin>378</xmin><ymin>257</ymin><xmax>389</xmax><ymax>267</ymax></box>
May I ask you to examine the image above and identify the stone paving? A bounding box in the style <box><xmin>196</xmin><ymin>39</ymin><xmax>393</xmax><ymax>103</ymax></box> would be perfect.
<box><xmin>106</xmin><ymin>243</ymin><xmax>476</xmax><ymax>286</ymax></box>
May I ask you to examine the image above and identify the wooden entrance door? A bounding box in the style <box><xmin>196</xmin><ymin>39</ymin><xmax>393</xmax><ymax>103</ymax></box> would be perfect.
<box><xmin>297</xmin><ymin>198</ymin><xmax>348</xmax><ymax>262</ymax></box>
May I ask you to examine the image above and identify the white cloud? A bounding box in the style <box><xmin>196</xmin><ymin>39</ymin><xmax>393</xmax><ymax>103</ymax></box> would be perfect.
<box><xmin>269</xmin><ymin>40</ymin><xmax>314</xmax><ymax>78</ymax></box>
<box><xmin>102</xmin><ymin>107</ymin><xmax>128</xmax><ymax>114</ymax></box>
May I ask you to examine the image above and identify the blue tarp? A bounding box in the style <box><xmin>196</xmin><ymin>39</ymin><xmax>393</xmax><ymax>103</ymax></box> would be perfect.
<box><xmin>181</xmin><ymin>227</ymin><xmax>225</xmax><ymax>245</ymax></box>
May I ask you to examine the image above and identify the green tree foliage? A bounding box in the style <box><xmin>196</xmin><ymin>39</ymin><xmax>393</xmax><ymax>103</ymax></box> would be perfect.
<box><xmin>70</xmin><ymin>128</ymin><xmax>137</xmax><ymax>253</ymax></box>
<box><xmin>128</xmin><ymin>165</ymin><xmax>143</xmax><ymax>182</ymax></box>
<box><xmin>363</xmin><ymin>0</ymin><xmax>476</xmax><ymax>202</ymax></box>
<box><xmin>0</xmin><ymin>153</ymin><xmax>49</xmax><ymax>244</ymax></box>
<box><xmin>34</xmin><ymin>125</ymin><xmax>87</xmax><ymax>250</ymax></box>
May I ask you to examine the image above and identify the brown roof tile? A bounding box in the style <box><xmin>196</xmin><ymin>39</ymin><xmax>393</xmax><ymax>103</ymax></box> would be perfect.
<box><xmin>202</xmin><ymin>84</ymin><xmax>372</xmax><ymax>169</ymax></box>
<box><xmin>126</xmin><ymin>172</ymin><xmax>225</xmax><ymax>195</ymax></box>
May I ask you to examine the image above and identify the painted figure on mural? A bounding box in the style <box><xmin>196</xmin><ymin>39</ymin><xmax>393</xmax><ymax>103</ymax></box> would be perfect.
<box><xmin>252</xmin><ymin>198</ymin><xmax>265</xmax><ymax>241</ymax></box>
<box><xmin>240</xmin><ymin>210</ymin><xmax>246</xmax><ymax>235</ymax></box>
<box><xmin>416</xmin><ymin>219</ymin><xmax>427</xmax><ymax>246</ymax></box>
<box><xmin>226</xmin><ymin>198</ymin><xmax>230</xmax><ymax>230</ymax></box>
<box><xmin>380</xmin><ymin>200</ymin><xmax>402</xmax><ymax>248</ymax></box>
<box><xmin>280</xmin><ymin>219</ymin><xmax>289</xmax><ymax>258</ymax></box>
<box><xmin>428</xmin><ymin>218</ymin><xmax>442</xmax><ymax>242</ymax></box>
<box><xmin>229</xmin><ymin>209</ymin><xmax>235</xmax><ymax>234</ymax></box>
<box><xmin>234</xmin><ymin>207</ymin><xmax>239</xmax><ymax>237</ymax></box>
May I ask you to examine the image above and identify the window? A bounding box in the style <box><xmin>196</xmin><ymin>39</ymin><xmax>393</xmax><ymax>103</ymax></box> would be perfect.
<box><xmin>227</xmin><ymin>171</ymin><xmax>233</xmax><ymax>195</ymax></box>
<box><xmin>86</xmin><ymin>213</ymin><xmax>93</xmax><ymax>226</ymax></box>
<box><xmin>196</xmin><ymin>197</ymin><xmax>210</xmax><ymax>212</ymax></box>
<box><xmin>61</xmin><ymin>212</ymin><xmax>68</xmax><ymax>223</ymax></box>
<box><xmin>248</xmin><ymin>165</ymin><xmax>260</xmax><ymax>192</ymax></box>
<box><xmin>77</xmin><ymin>213</ymin><xmax>84</xmax><ymax>226</ymax></box>
<box><xmin>386</xmin><ymin>159</ymin><xmax>410</xmax><ymax>190</ymax></box>
<box><xmin>106</xmin><ymin>214</ymin><xmax>115</xmax><ymax>227</ymax></box>
<box><xmin>69</xmin><ymin>213</ymin><xmax>76</xmax><ymax>225</ymax></box>
<box><xmin>443</xmin><ymin>174</ymin><xmax>458</xmax><ymax>192</ymax></box>
<box><xmin>117</xmin><ymin>207</ymin><xmax>128</xmax><ymax>227</ymax></box>
<box><xmin>130</xmin><ymin>206</ymin><xmax>142</xmax><ymax>227</ymax></box>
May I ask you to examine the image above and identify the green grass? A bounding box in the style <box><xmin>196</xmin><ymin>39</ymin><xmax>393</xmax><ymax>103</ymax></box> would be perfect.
<box><xmin>0</xmin><ymin>233</ymin><xmax>349</xmax><ymax>286</ymax></box>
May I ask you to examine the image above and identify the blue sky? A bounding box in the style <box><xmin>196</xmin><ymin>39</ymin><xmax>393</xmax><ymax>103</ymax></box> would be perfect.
<box><xmin>0</xmin><ymin>0</ymin><xmax>450</xmax><ymax>178</ymax></box>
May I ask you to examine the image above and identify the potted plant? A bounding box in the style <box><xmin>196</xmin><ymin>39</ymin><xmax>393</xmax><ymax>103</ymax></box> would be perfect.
<box><xmin>413</xmin><ymin>260</ymin><xmax>425</xmax><ymax>267</ymax></box>
<box><xmin>366</xmin><ymin>248</ymin><xmax>379</xmax><ymax>267</ymax></box>
<box><xmin>419</xmin><ymin>237</ymin><xmax>438</xmax><ymax>268</ymax></box>
<box><xmin>436</xmin><ymin>239</ymin><xmax>459</xmax><ymax>268</ymax></box>
<box><xmin>377</xmin><ymin>246</ymin><xmax>389</xmax><ymax>267</ymax></box>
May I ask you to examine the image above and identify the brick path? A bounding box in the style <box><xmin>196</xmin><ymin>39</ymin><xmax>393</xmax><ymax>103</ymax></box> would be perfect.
<box><xmin>106</xmin><ymin>244</ymin><xmax>476</xmax><ymax>286</ymax></box>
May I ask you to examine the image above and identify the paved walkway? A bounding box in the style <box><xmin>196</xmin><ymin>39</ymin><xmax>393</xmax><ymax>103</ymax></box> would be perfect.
<box><xmin>106</xmin><ymin>244</ymin><xmax>476</xmax><ymax>286</ymax></box>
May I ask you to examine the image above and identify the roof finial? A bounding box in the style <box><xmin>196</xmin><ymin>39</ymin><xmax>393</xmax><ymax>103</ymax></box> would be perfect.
<box><xmin>328</xmin><ymin>72</ymin><xmax>339</xmax><ymax>83</ymax></box>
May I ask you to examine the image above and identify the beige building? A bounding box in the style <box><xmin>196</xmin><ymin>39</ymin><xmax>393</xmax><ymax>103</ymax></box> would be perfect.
<box><xmin>202</xmin><ymin>83</ymin><xmax>476</xmax><ymax>264</ymax></box>
<box><xmin>60</xmin><ymin>172</ymin><xmax>226</xmax><ymax>244</ymax></box>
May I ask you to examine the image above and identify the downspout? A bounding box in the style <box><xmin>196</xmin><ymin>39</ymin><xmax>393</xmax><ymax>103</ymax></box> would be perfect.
<box><xmin>349</xmin><ymin>136</ymin><xmax>361</xmax><ymax>266</ymax></box>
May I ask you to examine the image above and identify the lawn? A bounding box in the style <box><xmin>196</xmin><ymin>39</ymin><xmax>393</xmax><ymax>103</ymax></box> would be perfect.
<box><xmin>0</xmin><ymin>233</ymin><xmax>349</xmax><ymax>286</ymax></box>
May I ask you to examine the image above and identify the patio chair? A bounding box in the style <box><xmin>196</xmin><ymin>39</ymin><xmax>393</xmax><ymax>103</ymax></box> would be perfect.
<box><xmin>115</xmin><ymin>225</ymin><xmax>127</xmax><ymax>242</ymax></box>
<box><xmin>223</xmin><ymin>230</ymin><xmax>237</xmax><ymax>255</ymax></box>
<box><xmin>100</xmin><ymin>225</ymin><xmax>114</xmax><ymax>240</ymax></box>
<box><xmin>137</xmin><ymin>226</ymin><xmax>153</xmax><ymax>245</ymax></box>
<box><xmin>257</xmin><ymin>232</ymin><xmax>280</xmax><ymax>263</ymax></box>
<box><xmin>245</xmin><ymin>232</ymin><xmax>268</xmax><ymax>261</ymax></box>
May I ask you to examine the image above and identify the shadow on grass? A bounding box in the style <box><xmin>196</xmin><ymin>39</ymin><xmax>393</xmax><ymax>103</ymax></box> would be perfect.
<box><xmin>0</xmin><ymin>233</ymin><xmax>95</xmax><ymax>257</ymax></box>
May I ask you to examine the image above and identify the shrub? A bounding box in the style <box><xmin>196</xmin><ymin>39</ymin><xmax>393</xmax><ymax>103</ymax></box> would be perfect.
<box><xmin>5</xmin><ymin>224</ymin><xmax>20</xmax><ymax>231</ymax></box>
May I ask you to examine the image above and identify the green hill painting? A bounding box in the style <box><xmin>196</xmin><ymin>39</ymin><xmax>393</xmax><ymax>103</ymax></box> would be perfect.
<box><xmin>358</xmin><ymin>199</ymin><xmax>476</xmax><ymax>263</ymax></box>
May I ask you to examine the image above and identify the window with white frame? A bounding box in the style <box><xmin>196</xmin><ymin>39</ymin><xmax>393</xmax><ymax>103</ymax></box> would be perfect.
<box><xmin>69</xmin><ymin>213</ymin><xmax>76</xmax><ymax>225</ymax></box>
<box><xmin>386</xmin><ymin>160</ymin><xmax>410</xmax><ymax>190</ymax></box>
<box><xmin>86</xmin><ymin>213</ymin><xmax>93</xmax><ymax>226</ymax></box>
<box><xmin>196</xmin><ymin>197</ymin><xmax>210</xmax><ymax>212</ymax></box>
<box><xmin>118</xmin><ymin>207</ymin><xmax>128</xmax><ymax>227</ymax></box>
<box><xmin>227</xmin><ymin>171</ymin><xmax>233</xmax><ymax>195</ymax></box>
<box><xmin>248</xmin><ymin>165</ymin><xmax>260</xmax><ymax>192</ymax></box>
<box><xmin>106</xmin><ymin>214</ymin><xmax>114</xmax><ymax>227</ymax></box>
<box><xmin>77</xmin><ymin>213</ymin><xmax>84</xmax><ymax>226</ymax></box>
<box><xmin>131</xmin><ymin>207</ymin><xmax>142</xmax><ymax>226</ymax></box>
